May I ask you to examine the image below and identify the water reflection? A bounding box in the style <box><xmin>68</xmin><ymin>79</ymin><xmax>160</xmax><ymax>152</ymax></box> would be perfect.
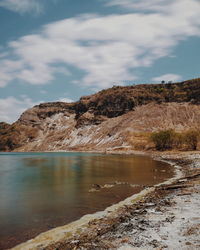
<box><xmin>0</xmin><ymin>152</ymin><xmax>173</xmax><ymax>249</ymax></box>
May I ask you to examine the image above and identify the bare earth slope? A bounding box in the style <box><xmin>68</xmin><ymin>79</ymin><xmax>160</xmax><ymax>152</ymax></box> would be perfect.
<box><xmin>1</xmin><ymin>78</ymin><xmax>200</xmax><ymax>152</ymax></box>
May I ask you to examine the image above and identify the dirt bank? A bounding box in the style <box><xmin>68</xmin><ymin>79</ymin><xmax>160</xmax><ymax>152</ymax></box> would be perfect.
<box><xmin>11</xmin><ymin>151</ymin><xmax>200</xmax><ymax>250</ymax></box>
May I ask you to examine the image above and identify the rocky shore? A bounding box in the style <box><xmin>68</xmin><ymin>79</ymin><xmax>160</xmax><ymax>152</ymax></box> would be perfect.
<box><xmin>12</xmin><ymin>151</ymin><xmax>200</xmax><ymax>250</ymax></box>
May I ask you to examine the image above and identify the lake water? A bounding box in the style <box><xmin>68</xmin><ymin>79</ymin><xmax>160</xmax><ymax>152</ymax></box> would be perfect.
<box><xmin>0</xmin><ymin>152</ymin><xmax>173</xmax><ymax>249</ymax></box>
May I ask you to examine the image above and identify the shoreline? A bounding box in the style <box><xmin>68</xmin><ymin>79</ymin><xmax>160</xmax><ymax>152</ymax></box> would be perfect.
<box><xmin>10</xmin><ymin>150</ymin><xmax>197</xmax><ymax>250</ymax></box>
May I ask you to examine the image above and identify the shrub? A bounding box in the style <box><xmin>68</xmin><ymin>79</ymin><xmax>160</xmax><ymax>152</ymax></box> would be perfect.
<box><xmin>150</xmin><ymin>129</ymin><xmax>199</xmax><ymax>151</ymax></box>
<box><xmin>150</xmin><ymin>130</ymin><xmax>174</xmax><ymax>151</ymax></box>
<box><xmin>183</xmin><ymin>130</ymin><xmax>199</xmax><ymax>150</ymax></box>
<box><xmin>173</xmin><ymin>132</ymin><xmax>184</xmax><ymax>149</ymax></box>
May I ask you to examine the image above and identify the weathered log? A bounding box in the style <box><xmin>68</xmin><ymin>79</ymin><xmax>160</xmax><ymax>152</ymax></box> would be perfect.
<box><xmin>158</xmin><ymin>184</ymin><xmax>193</xmax><ymax>190</ymax></box>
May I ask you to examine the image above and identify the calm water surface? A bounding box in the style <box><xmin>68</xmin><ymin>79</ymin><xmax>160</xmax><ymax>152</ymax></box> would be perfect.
<box><xmin>0</xmin><ymin>152</ymin><xmax>174</xmax><ymax>249</ymax></box>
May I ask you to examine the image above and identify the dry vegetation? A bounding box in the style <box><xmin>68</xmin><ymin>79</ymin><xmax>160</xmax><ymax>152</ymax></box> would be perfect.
<box><xmin>150</xmin><ymin>129</ymin><xmax>199</xmax><ymax>151</ymax></box>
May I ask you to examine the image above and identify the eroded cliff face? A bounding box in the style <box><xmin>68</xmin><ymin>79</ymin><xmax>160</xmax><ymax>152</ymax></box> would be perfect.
<box><xmin>1</xmin><ymin>78</ymin><xmax>200</xmax><ymax>152</ymax></box>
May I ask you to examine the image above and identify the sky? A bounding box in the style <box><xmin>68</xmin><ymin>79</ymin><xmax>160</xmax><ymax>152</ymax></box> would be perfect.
<box><xmin>0</xmin><ymin>0</ymin><xmax>200</xmax><ymax>123</ymax></box>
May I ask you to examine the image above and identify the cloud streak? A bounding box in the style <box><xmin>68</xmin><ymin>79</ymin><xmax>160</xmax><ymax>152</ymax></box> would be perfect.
<box><xmin>0</xmin><ymin>0</ymin><xmax>43</xmax><ymax>14</ymax></box>
<box><xmin>152</xmin><ymin>74</ymin><xmax>182</xmax><ymax>83</ymax></box>
<box><xmin>106</xmin><ymin>0</ymin><xmax>190</xmax><ymax>13</ymax></box>
<box><xmin>0</xmin><ymin>0</ymin><xmax>200</xmax><ymax>89</ymax></box>
<box><xmin>0</xmin><ymin>96</ymin><xmax>39</xmax><ymax>123</ymax></box>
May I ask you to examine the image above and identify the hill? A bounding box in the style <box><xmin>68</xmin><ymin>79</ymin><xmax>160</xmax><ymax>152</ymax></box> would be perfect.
<box><xmin>1</xmin><ymin>78</ymin><xmax>200</xmax><ymax>152</ymax></box>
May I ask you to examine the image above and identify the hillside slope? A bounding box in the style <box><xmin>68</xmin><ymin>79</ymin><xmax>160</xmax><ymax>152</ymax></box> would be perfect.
<box><xmin>1</xmin><ymin>78</ymin><xmax>200</xmax><ymax>152</ymax></box>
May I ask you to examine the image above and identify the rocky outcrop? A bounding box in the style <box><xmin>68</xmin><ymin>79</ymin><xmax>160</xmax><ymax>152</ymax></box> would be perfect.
<box><xmin>18</xmin><ymin>102</ymin><xmax>76</xmax><ymax>125</ymax></box>
<box><xmin>74</xmin><ymin>77</ymin><xmax>200</xmax><ymax>119</ymax></box>
<box><xmin>1</xmin><ymin>78</ymin><xmax>200</xmax><ymax>151</ymax></box>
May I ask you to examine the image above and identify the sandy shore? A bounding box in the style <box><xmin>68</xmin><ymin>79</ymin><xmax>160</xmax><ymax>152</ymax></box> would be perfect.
<box><xmin>12</xmin><ymin>151</ymin><xmax>200</xmax><ymax>250</ymax></box>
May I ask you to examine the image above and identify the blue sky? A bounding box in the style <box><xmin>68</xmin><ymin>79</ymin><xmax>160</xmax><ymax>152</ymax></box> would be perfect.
<box><xmin>0</xmin><ymin>0</ymin><xmax>200</xmax><ymax>123</ymax></box>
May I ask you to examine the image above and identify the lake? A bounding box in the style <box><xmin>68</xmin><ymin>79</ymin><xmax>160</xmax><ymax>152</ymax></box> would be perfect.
<box><xmin>0</xmin><ymin>152</ymin><xmax>173</xmax><ymax>249</ymax></box>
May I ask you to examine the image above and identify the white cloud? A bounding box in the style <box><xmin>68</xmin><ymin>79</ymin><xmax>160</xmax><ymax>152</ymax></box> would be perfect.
<box><xmin>152</xmin><ymin>74</ymin><xmax>182</xmax><ymax>82</ymax></box>
<box><xmin>106</xmin><ymin>0</ymin><xmax>185</xmax><ymax>13</ymax></box>
<box><xmin>0</xmin><ymin>0</ymin><xmax>200</xmax><ymax>89</ymax></box>
<box><xmin>58</xmin><ymin>97</ymin><xmax>74</xmax><ymax>103</ymax></box>
<box><xmin>0</xmin><ymin>96</ymin><xmax>39</xmax><ymax>123</ymax></box>
<box><xmin>0</xmin><ymin>0</ymin><xmax>43</xmax><ymax>14</ymax></box>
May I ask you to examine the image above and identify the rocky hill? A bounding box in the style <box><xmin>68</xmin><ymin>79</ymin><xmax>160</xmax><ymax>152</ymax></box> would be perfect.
<box><xmin>1</xmin><ymin>78</ymin><xmax>200</xmax><ymax>152</ymax></box>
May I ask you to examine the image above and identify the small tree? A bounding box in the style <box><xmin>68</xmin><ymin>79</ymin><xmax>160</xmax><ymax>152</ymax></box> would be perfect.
<box><xmin>150</xmin><ymin>130</ymin><xmax>174</xmax><ymax>151</ymax></box>
<box><xmin>184</xmin><ymin>130</ymin><xmax>198</xmax><ymax>150</ymax></box>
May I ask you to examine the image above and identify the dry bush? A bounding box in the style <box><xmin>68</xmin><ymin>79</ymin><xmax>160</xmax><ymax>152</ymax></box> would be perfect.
<box><xmin>150</xmin><ymin>129</ymin><xmax>200</xmax><ymax>151</ymax></box>
<box><xmin>183</xmin><ymin>130</ymin><xmax>199</xmax><ymax>150</ymax></box>
<box><xmin>150</xmin><ymin>130</ymin><xmax>174</xmax><ymax>151</ymax></box>
<box><xmin>172</xmin><ymin>132</ymin><xmax>184</xmax><ymax>149</ymax></box>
